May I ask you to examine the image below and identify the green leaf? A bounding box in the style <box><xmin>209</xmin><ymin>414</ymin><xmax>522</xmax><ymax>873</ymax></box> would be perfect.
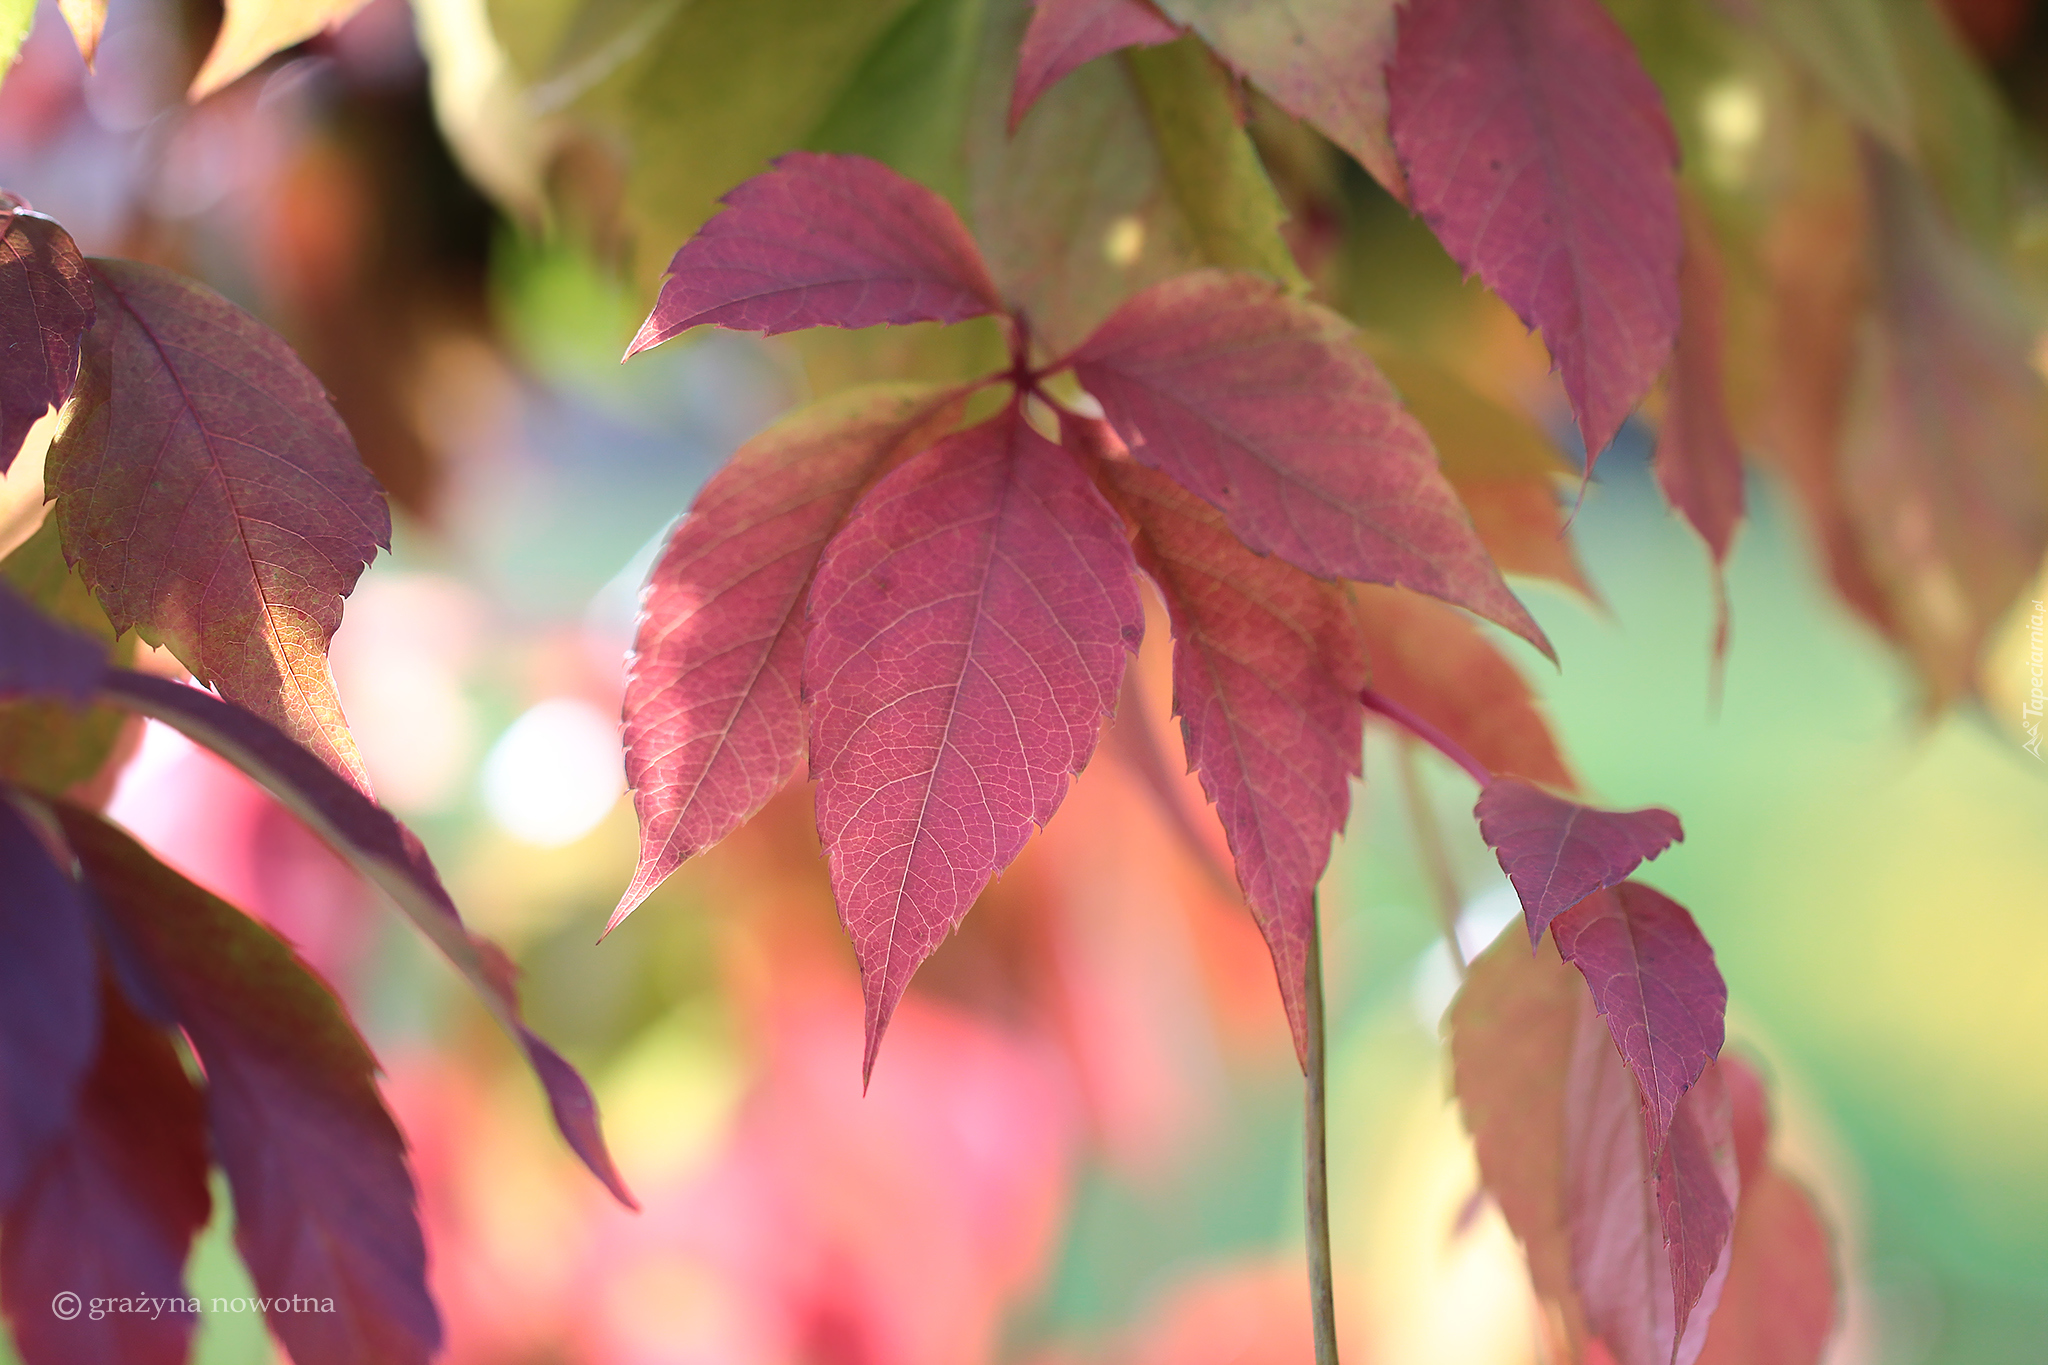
<box><xmin>805</xmin><ymin>0</ymin><xmax>987</xmax><ymax>209</ymax></box>
<box><xmin>0</xmin><ymin>517</ymin><xmax>133</xmax><ymax>795</ymax></box>
<box><xmin>0</xmin><ymin>0</ymin><xmax>34</xmax><ymax>89</ymax></box>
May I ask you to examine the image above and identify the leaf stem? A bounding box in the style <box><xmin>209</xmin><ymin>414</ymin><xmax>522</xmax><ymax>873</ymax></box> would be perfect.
<box><xmin>1305</xmin><ymin>900</ymin><xmax>1340</xmax><ymax>1365</ymax></box>
<box><xmin>1359</xmin><ymin>688</ymin><xmax>1494</xmax><ymax>788</ymax></box>
<box><xmin>1395</xmin><ymin>736</ymin><xmax>1466</xmax><ymax>977</ymax></box>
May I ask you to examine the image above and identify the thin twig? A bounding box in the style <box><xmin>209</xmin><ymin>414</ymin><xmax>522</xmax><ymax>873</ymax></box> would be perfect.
<box><xmin>1359</xmin><ymin>688</ymin><xmax>1493</xmax><ymax>788</ymax></box>
<box><xmin>1395</xmin><ymin>736</ymin><xmax>1466</xmax><ymax>977</ymax></box>
<box><xmin>1305</xmin><ymin>901</ymin><xmax>1340</xmax><ymax>1365</ymax></box>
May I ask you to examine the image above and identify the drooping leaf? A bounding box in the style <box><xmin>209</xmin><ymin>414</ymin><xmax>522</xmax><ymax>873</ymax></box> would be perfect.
<box><xmin>804</xmin><ymin>403</ymin><xmax>1141</xmax><ymax>1078</ymax></box>
<box><xmin>46</xmin><ymin>258</ymin><xmax>390</xmax><ymax>791</ymax></box>
<box><xmin>1155</xmin><ymin>0</ymin><xmax>1404</xmax><ymax>195</ymax></box>
<box><xmin>1097</xmin><ymin>453</ymin><xmax>1368</xmax><ymax>1059</ymax></box>
<box><xmin>1009</xmin><ymin>0</ymin><xmax>1182</xmax><ymax>131</ymax></box>
<box><xmin>57</xmin><ymin>806</ymin><xmax>439</xmax><ymax>1365</ymax></box>
<box><xmin>56</xmin><ymin>0</ymin><xmax>105</xmax><ymax>66</ymax></box>
<box><xmin>189</xmin><ymin>0</ymin><xmax>373</xmax><ymax>98</ymax></box>
<box><xmin>0</xmin><ymin>202</ymin><xmax>94</xmax><ymax>473</ymax></box>
<box><xmin>91</xmin><ymin>669</ymin><xmax>634</xmax><ymax>1207</ymax></box>
<box><xmin>1386</xmin><ymin>0</ymin><xmax>1681</xmax><ymax>458</ymax></box>
<box><xmin>0</xmin><ymin>520</ymin><xmax>134</xmax><ymax>796</ymax></box>
<box><xmin>616</xmin><ymin>383</ymin><xmax>967</xmax><ymax>928</ymax></box>
<box><xmin>0</xmin><ymin>977</ymin><xmax>211</xmax><ymax>1365</ymax></box>
<box><xmin>0</xmin><ymin>577</ymin><xmax>106</xmax><ymax>706</ymax></box>
<box><xmin>1350</xmin><ymin>583</ymin><xmax>1573</xmax><ymax>791</ymax></box>
<box><xmin>0</xmin><ymin>796</ymin><xmax>99</xmax><ymax>1209</ymax></box>
<box><xmin>1070</xmin><ymin>269</ymin><xmax>1549</xmax><ymax>652</ymax></box>
<box><xmin>1474</xmin><ymin>775</ymin><xmax>1683</xmax><ymax>944</ymax></box>
<box><xmin>1552</xmin><ymin>882</ymin><xmax>1727</xmax><ymax>1156</ymax></box>
<box><xmin>627</xmin><ymin>152</ymin><xmax>1004</xmax><ymax>357</ymax></box>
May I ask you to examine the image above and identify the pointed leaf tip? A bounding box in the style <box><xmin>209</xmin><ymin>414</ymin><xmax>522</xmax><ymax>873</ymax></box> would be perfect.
<box><xmin>1474</xmin><ymin>776</ymin><xmax>1682</xmax><ymax>944</ymax></box>
<box><xmin>1010</xmin><ymin>0</ymin><xmax>1183</xmax><ymax>131</ymax></box>
<box><xmin>0</xmin><ymin>203</ymin><xmax>94</xmax><ymax>473</ymax></box>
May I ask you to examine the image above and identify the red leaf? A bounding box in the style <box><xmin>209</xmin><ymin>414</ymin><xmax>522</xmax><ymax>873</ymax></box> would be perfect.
<box><xmin>0</xmin><ymin>201</ymin><xmax>93</xmax><ymax>472</ymax></box>
<box><xmin>1553</xmin><ymin>882</ymin><xmax>1726</xmax><ymax>1156</ymax></box>
<box><xmin>628</xmin><ymin>153</ymin><xmax>1005</xmax><ymax>357</ymax></box>
<box><xmin>805</xmin><ymin>404</ymin><xmax>1141</xmax><ymax>1079</ymax></box>
<box><xmin>46</xmin><ymin>259</ymin><xmax>390</xmax><ymax>791</ymax></box>
<box><xmin>1350</xmin><ymin>583</ymin><xmax>1573</xmax><ymax>790</ymax></box>
<box><xmin>57</xmin><ymin>806</ymin><xmax>441</xmax><ymax>1365</ymax></box>
<box><xmin>0</xmin><ymin>798</ymin><xmax>98</xmax><ymax>1210</ymax></box>
<box><xmin>1386</xmin><ymin>0</ymin><xmax>1681</xmax><ymax>458</ymax></box>
<box><xmin>1070</xmin><ymin>269</ymin><xmax>1549</xmax><ymax>654</ymax></box>
<box><xmin>616</xmin><ymin>384</ymin><xmax>966</xmax><ymax>929</ymax></box>
<box><xmin>1010</xmin><ymin>0</ymin><xmax>1184</xmax><ymax>131</ymax></box>
<box><xmin>0</xmin><ymin>978</ymin><xmax>212</xmax><ymax>1365</ymax></box>
<box><xmin>1474</xmin><ymin>776</ymin><xmax>1682</xmax><ymax>944</ymax></box>
<box><xmin>0</xmin><ymin>579</ymin><xmax>106</xmax><ymax>705</ymax></box>
<box><xmin>1655</xmin><ymin>203</ymin><xmax>1745</xmax><ymax>569</ymax></box>
<box><xmin>1098</xmin><ymin>455</ymin><xmax>1369</xmax><ymax>1059</ymax></box>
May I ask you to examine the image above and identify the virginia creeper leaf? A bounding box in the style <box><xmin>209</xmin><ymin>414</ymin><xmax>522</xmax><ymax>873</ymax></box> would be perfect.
<box><xmin>1474</xmin><ymin>775</ymin><xmax>1682</xmax><ymax>944</ymax></box>
<box><xmin>57</xmin><ymin>0</ymin><xmax>106</xmax><ymax>66</ymax></box>
<box><xmin>804</xmin><ymin>403</ymin><xmax>1141</xmax><ymax>1079</ymax></box>
<box><xmin>92</xmin><ymin>669</ymin><xmax>634</xmax><ymax>1207</ymax></box>
<box><xmin>58</xmin><ymin>806</ymin><xmax>439</xmax><ymax>1365</ymax></box>
<box><xmin>47</xmin><ymin>258</ymin><xmax>389</xmax><ymax>792</ymax></box>
<box><xmin>190</xmin><ymin>0</ymin><xmax>373</xmax><ymax>98</ymax></box>
<box><xmin>1352</xmin><ymin>583</ymin><xmax>1572</xmax><ymax>790</ymax></box>
<box><xmin>1386</xmin><ymin>0</ymin><xmax>1681</xmax><ymax>458</ymax></box>
<box><xmin>1070</xmin><ymin>269</ymin><xmax>1549</xmax><ymax>653</ymax></box>
<box><xmin>1154</xmin><ymin>0</ymin><xmax>1405</xmax><ymax>195</ymax></box>
<box><xmin>1655</xmin><ymin>202</ymin><xmax>1745</xmax><ymax>572</ymax></box>
<box><xmin>0</xmin><ymin>0</ymin><xmax>31</xmax><ymax>83</ymax></box>
<box><xmin>616</xmin><ymin>383</ymin><xmax>966</xmax><ymax>928</ymax></box>
<box><xmin>0</xmin><ymin>796</ymin><xmax>99</xmax><ymax>1210</ymax></box>
<box><xmin>0</xmin><ymin>521</ymin><xmax>136</xmax><ymax>796</ymax></box>
<box><xmin>0</xmin><ymin>202</ymin><xmax>94</xmax><ymax>473</ymax></box>
<box><xmin>0</xmin><ymin>577</ymin><xmax>106</xmax><ymax>706</ymax></box>
<box><xmin>1098</xmin><ymin>455</ymin><xmax>1368</xmax><ymax>1061</ymax></box>
<box><xmin>1553</xmin><ymin>882</ymin><xmax>1727</xmax><ymax>1156</ymax></box>
<box><xmin>0</xmin><ymin>977</ymin><xmax>211</xmax><ymax>1365</ymax></box>
<box><xmin>1009</xmin><ymin>0</ymin><xmax>1182</xmax><ymax>131</ymax></box>
<box><xmin>628</xmin><ymin>152</ymin><xmax>1003</xmax><ymax>357</ymax></box>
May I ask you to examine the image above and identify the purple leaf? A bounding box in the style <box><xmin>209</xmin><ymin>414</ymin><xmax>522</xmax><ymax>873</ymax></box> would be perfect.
<box><xmin>0</xmin><ymin>579</ymin><xmax>107</xmax><ymax>705</ymax></box>
<box><xmin>1474</xmin><ymin>775</ymin><xmax>1683</xmax><ymax>944</ymax></box>
<box><xmin>1655</xmin><ymin>1072</ymin><xmax>1739</xmax><ymax>1348</ymax></box>
<box><xmin>1386</xmin><ymin>0</ymin><xmax>1681</xmax><ymax>458</ymax></box>
<box><xmin>46</xmin><ymin>258</ymin><xmax>390</xmax><ymax>791</ymax></box>
<box><xmin>56</xmin><ymin>805</ymin><xmax>440</xmax><ymax>1365</ymax></box>
<box><xmin>94</xmin><ymin>669</ymin><xmax>634</xmax><ymax>1208</ymax></box>
<box><xmin>1070</xmin><ymin>269</ymin><xmax>1550</xmax><ymax>655</ymax></box>
<box><xmin>0</xmin><ymin>978</ymin><xmax>212</xmax><ymax>1365</ymax></box>
<box><xmin>616</xmin><ymin>384</ymin><xmax>966</xmax><ymax>930</ymax></box>
<box><xmin>1097</xmin><ymin>452</ymin><xmax>1368</xmax><ymax>1060</ymax></box>
<box><xmin>0</xmin><ymin>200</ymin><xmax>94</xmax><ymax>472</ymax></box>
<box><xmin>804</xmin><ymin>404</ymin><xmax>1141</xmax><ymax>1080</ymax></box>
<box><xmin>1553</xmin><ymin>881</ymin><xmax>1727</xmax><ymax>1156</ymax></box>
<box><xmin>1010</xmin><ymin>0</ymin><xmax>1183</xmax><ymax>131</ymax></box>
<box><xmin>627</xmin><ymin>152</ymin><xmax>1005</xmax><ymax>356</ymax></box>
<box><xmin>0</xmin><ymin>797</ymin><xmax>99</xmax><ymax>1210</ymax></box>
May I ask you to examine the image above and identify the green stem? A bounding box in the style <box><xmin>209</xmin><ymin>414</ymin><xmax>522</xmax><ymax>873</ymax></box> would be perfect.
<box><xmin>1305</xmin><ymin>901</ymin><xmax>1340</xmax><ymax>1365</ymax></box>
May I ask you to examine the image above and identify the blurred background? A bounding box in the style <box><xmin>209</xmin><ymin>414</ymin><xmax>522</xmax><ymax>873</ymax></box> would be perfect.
<box><xmin>1</xmin><ymin>0</ymin><xmax>2046</xmax><ymax>1361</ymax></box>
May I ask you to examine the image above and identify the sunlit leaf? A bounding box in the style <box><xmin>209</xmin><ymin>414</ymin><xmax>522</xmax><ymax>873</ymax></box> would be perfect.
<box><xmin>1475</xmin><ymin>776</ymin><xmax>1683</xmax><ymax>944</ymax></box>
<box><xmin>0</xmin><ymin>521</ymin><xmax>133</xmax><ymax>796</ymax></box>
<box><xmin>56</xmin><ymin>0</ymin><xmax>104</xmax><ymax>66</ymax></box>
<box><xmin>0</xmin><ymin>201</ymin><xmax>93</xmax><ymax>474</ymax></box>
<box><xmin>190</xmin><ymin>0</ymin><xmax>373</xmax><ymax>98</ymax></box>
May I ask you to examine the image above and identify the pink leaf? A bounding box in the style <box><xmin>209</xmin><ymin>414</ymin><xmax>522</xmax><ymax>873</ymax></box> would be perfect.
<box><xmin>1386</xmin><ymin>0</ymin><xmax>1681</xmax><ymax>458</ymax></box>
<box><xmin>1070</xmin><ymin>269</ymin><xmax>1549</xmax><ymax>654</ymax></box>
<box><xmin>0</xmin><ymin>979</ymin><xmax>212</xmax><ymax>1365</ymax></box>
<box><xmin>805</xmin><ymin>404</ymin><xmax>1141</xmax><ymax>1079</ymax></box>
<box><xmin>1098</xmin><ymin>455</ymin><xmax>1369</xmax><ymax>1060</ymax></box>
<box><xmin>616</xmin><ymin>384</ymin><xmax>967</xmax><ymax>929</ymax></box>
<box><xmin>1474</xmin><ymin>775</ymin><xmax>1683</xmax><ymax>944</ymax></box>
<box><xmin>0</xmin><ymin>200</ymin><xmax>94</xmax><ymax>472</ymax></box>
<box><xmin>0</xmin><ymin>579</ymin><xmax>106</xmax><ymax>705</ymax></box>
<box><xmin>628</xmin><ymin>153</ymin><xmax>1005</xmax><ymax>356</ymax></box>
<box><xmin>1010</xmin><ymin>0</ymin><xmax>1184</xmax><ymax>131</ymax></box>
<box><xmin>46</xmin><ymin>259</ymin><xmax>390</xmax><ymax>792</ymax></box>
<box><xmin>1655</xmin><ymin>203</ymin><xmax>1745</xmax><ymax>569</ymax></box>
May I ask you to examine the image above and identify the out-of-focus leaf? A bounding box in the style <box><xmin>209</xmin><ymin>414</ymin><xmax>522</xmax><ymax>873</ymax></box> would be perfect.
<box><xmin>0</xmin><ymin>0</ymin><xmax>32</xmax><ymax>85</ymax></box>
<box><xmin>0</xmin><ymin>520</ymin><xmax>133</xmax><ymax>795</ymax></box>
<box><xmin>804</xmin><ymin>403</ymin><xmax>1141</xmax><ymax>1079</ymax></box>
<box><xmin>1386</xmin><ymin>0</ymin><xmax>1681</xmax><ymax>459</ymax></box>
<box><xmin>190</xmin><ymin>0</ymin><xmax>372</xmax><ymax>98</ymax></box>
<box><xmin>806</xmin><ymin>0</ymin><xmax>986</xmax><ymax>206</ymax></box>
<box><xmin>56</xmin><ymin>0</ymin><xmax>104</xmax><ymax>65</ymax></box>
<box><xmin>1155</xmin><ymin>0</ymin><xmax>1403</xmax><ymax>195</ymax></box>
<box><xmin>0</xmin><ymin>576</ymin><xmax>105</xmax><ymax>708</ymax></box>
<box><xmin>615</xmin><ymin>383</ymin><xmax>966</xmax><ymax>928</ymax></box>
<box><xmin>1737</xmin><ymin>0</ymin><xmax>1916</xmax><ymax>153</ymax></box>
<box><xmin>1071</xmin><ymin>270</ymin><xmax>1549</xmax><ymax>653</ymax></box>
<box><xmin>1351</xmin><ymin>583</ymin><xmax>1574</xmax><ymax>790</ymax></box>
<box><xmin>1009</xmin><ymin>0</ymin><xmax>1181</xmax><ymax>131</ymax></box>
<box><xmin>0</xmin><ymin>796</ymin><xmax>99</xmax><ymax>1209</ymax></box>
<box><xmin>628</xmin><ymin>153</ymin><xmax>1004</xmax><ymax>356</ymax></box>
<box><xmin>1552</xmin><ymin>882</ymin><xmax>1727</xmax><ymax>1155</ymax></box>
<box><xmin>0</xmin><ymin>202</ymin><xmax>93</xmax><ymax>473</ymax></box>
<box><xmin>46</xmin><ymin>259</ymin><xmax>389</xmax><ymax>792</ymax></box>
<box><xmin>1474</xmin><ymin>776</ymin><xmax>1683</xmax><ymax>945</ymax></box>
<box><xmin>0</xmin><ymin>977</ymin><xmax>211</xmax><ymax>1365</ymax></box>
<box><xmin>58</xmin><ymin>806</ymin><xmax>439</xmax><ymax>1365</ymax></box>
<box><xmin>90</xmin><ymin>670</ymin><xmax>635</xmax><ymax>1208</ymax></box>
<box><xmin>1097</xmin><ymin>453</ymin><xmax>1368</xmax><ymax>1061</ymax></box>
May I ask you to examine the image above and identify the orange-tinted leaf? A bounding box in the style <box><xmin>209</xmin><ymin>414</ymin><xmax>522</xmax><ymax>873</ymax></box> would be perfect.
<box><xmin>190</xmin><ymin>0</ymin><xmax>372</xmax><ymax>99</ymax></box>
<box><xmin>1655</xmin><ymin>203</ymin><xmax>1745</xmax><ymax>570</ymax></box>
<box><xmin>56</xmin><ymin>0</ymin><xmax>106</xmax><ymax>67</ymax></box>
<box><xmin>0</xmin><ymin>201</ymin><xmax>93</xmax><ymax>473</ymax></box>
